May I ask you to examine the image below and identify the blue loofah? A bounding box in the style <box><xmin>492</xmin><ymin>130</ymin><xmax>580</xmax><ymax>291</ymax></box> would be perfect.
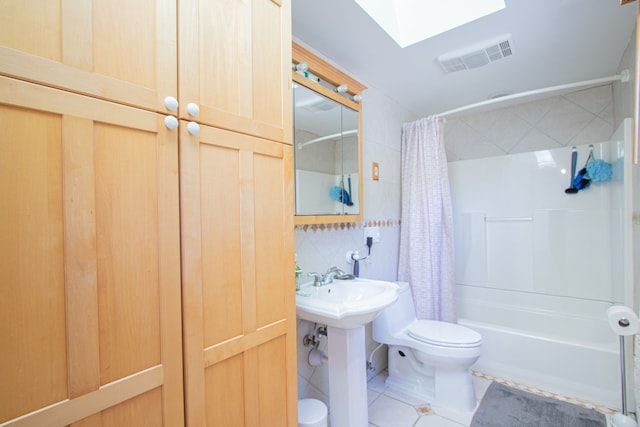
<box><xmin>586</xmin><ymin>159</ymin><xmax>612</xmax><ymax>183</ymax></box>
<box><xmin>329</xmin><ymin>186</ymin><xmax>351</xmax><ymax>204</ymax></box>
<box><xmin>329</xmin><ymin>186</ymin><xmax>343</xmax><ymax>201</ymax></box>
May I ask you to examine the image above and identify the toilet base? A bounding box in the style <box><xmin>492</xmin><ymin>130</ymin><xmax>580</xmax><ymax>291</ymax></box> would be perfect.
<box><xmin>385</xmin><ymin>374</ymin><xmax>434</xmax><ymax>404</ymax></box>
<box><xmin>387</xmin><ymin>345</ymin><xmax>477</xmax><ymax>412</ymax></box>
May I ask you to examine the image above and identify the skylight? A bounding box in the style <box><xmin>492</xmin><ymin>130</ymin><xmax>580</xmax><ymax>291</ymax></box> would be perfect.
<box><xmin>354</xmin><ymin>0</ymin><xmax>506</xmax><ymax>48</ymax></box>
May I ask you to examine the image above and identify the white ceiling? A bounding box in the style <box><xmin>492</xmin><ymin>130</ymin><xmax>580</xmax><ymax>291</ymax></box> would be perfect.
<box><xmin>292</xmin><ymin>0</ymin><xmax>637</xmax><ymax>118</ymax></box>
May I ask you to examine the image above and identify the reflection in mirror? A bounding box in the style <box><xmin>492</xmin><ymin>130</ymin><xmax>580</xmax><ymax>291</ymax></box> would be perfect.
<box><xmin>294</xmin><ymin>83</ymin><xmax>360</xmax><ymax>216</ymax></box>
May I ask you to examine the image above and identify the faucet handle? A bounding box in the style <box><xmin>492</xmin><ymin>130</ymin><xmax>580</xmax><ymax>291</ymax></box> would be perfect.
<box><xmin>308</xmin><ymin>272</ymin><xmax>323</xmax><ymax>286</ymax></box>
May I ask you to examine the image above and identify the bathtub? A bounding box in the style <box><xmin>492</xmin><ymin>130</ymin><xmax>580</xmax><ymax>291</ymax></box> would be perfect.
<box><xmin>457</xmin><ymin>285</ymin><xmax>621</xmax><ymax>409</ymax></box>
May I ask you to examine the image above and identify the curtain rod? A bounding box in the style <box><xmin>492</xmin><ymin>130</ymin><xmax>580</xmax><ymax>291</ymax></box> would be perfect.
<box><xmin>438</xmin><ymin>70</ymin><xmax>630</xmax><ymax>118</ymax></box>
<box><xmin>297</xmin><ymin>129</ymin><xmax>358</xmax><ymax>149</ymax></box>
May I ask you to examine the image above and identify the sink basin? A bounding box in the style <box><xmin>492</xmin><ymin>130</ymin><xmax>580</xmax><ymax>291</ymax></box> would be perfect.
<box><xmin>296</xmin><ymin>278</ymin><xmax>398</xmax><ymax>328</ymax></box>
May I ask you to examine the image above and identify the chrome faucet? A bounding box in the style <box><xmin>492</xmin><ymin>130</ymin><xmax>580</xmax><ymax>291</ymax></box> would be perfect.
<box><xmin>308</xmin><ymin>266</ymin><xmax>347</xmax><ymax>286</ymax></box>
<box><xmin>324</xmin><ymin>266</ymin><xmax>347</xmax><ymax>283</ymax></box>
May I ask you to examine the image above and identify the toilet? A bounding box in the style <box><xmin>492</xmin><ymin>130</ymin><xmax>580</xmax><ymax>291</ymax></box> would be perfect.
<box><xmin>372</xmin><ymin>282</ymin><xmax>482</xmax><ymax>412</ymax></box>
<box><xmin>298</xmin><ymin>398</ymin><xmax>327</xmax><ymax>427</ymax></box>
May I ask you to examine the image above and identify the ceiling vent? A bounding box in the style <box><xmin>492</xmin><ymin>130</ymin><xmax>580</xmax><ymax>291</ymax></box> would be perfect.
<box><xmin>437</xmin><ymin>34</ymin><xmax>514</xmax><ymax>73</ymax></box>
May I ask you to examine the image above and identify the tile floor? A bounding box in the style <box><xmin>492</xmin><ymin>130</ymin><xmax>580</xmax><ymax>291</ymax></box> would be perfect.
<box><xmin>365</xmin><ymin>371</ymin><xmax>614</xmax><ymax>427</ymax></box>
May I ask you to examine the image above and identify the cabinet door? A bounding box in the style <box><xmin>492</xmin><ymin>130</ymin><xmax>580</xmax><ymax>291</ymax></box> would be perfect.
<box><xmin>180</xmin><ymin>124</ymin><xmax>297</xmax><ymax>426</ymax></box>
<box><xmin>178</xmin><ymin>0</ymin><xmax>292</xmax><ymax>144</ymax></box>
<box><xmin>0</xmin><ymin>0</ymin><xmax>177</xmax><ymax>113</ymax></box>
<box><xmin>0</xmin><ymin>76</ymin><xmax>184</xmax><ymax>427</ymax></box>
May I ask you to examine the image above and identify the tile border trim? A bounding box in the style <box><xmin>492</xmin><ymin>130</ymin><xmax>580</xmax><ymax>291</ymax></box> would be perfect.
<box><xmin>295</xmin><ymin>219</ymin><xmax>401</xmax><ymax>232</ymax></box>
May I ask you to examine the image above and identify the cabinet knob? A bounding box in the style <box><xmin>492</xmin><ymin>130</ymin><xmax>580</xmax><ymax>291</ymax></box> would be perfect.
<box><xmin>164</xmin><ymin>115</ymin><xmax>179</xmax><ymax>129</ymax></box>
<box><xmin>164</xmin><ymin>96</ymin><xmax>179</xmax><ymax>111</ymax></box>
<box><xmin>187</xmin><ymin>103</ymin><xmax>200</xmax><ymax>117</ymax></box>
<box><xmin>187</xmin><ymin>121</ymin><xmax>200</xmax><ymax>135</ymax></box>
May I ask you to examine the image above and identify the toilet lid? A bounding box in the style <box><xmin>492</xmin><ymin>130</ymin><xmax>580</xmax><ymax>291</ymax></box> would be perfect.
<box><xmin>407</xmin><ymin>320</ymin><xmax>482</xmax><ymax>348</ymax></box>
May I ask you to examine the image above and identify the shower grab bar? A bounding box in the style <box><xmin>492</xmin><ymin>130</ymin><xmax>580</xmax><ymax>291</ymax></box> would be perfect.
<box><xmin>485</xmin><ymin>217</ymin><xmax>533</xmax><ymax>222</ymax></box>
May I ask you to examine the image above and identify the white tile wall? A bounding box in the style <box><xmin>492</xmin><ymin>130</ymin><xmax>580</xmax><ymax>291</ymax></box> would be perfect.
<box><xmin>444</xmin><ymin>84</ymin><xmax>615</xmax><ymax>161</ymax></box>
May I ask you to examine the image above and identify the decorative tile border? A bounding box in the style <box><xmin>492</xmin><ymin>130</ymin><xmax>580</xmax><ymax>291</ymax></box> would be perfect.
<box><xmin>472</xmin><ymin>371</ymin><xmax>617</xmax><ymax>415</ymax></box>
<box><xmin>295</xmin><ymin>219</ymin><xmax>401</xmax><ymax>232</ymax></box>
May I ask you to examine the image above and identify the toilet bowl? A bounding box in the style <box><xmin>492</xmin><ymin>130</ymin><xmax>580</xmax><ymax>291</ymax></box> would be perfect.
<box><xmin>298</xmin><ymin>398</ymin><xmax>327</xmax><ymax>427</ymax></box>
<box><xmin>372</xmin><ymin>282</ymin><xmax>482</xmax><ymax>412</ymax></box>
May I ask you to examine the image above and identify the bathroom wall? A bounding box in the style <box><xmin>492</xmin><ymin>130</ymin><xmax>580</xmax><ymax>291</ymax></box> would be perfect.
<box><xmin>295</xmin><ymin>81</ymin><xmax>417</xmax><ymax>402</ymax></box>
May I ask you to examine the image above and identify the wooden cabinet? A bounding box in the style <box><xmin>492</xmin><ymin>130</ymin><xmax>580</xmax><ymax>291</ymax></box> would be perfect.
<box><xmin>0</xmin><ymin>0</ymin><xmax>291</xmax><ymax>138</ymax></box>
<box><xmin>0</xmin><ymin>0</ymin><xmax>177</xmax><ymax>113</ymax></box>
<box><xmin>0</xmin><ymin>0</ymin><xmax>296</xmax><ymax>426</ymax></box>
<box><xmin>178</xmin><ymin>0</ymin><xmax>297</xmax><ymax>424</ymax></box>
<box><xmin>0</xmin><ymin>76</ymin><xmax>184</xmax><ymax>426</ymax></box>
<box><xmin>179</xmin><ymin>124</ymin><xmax>296</xmax><ymax>425</ymax></box>
<box><xmin>178</xmin><ymin>0</ymin><xmax>292</xmax><ymax>143</ymax></box>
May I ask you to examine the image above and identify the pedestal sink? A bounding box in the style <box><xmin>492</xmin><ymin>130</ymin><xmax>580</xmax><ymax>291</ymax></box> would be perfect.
<box><xmin>296</xmin><ymin>278</ymin><xmax>398</xmax><ymax>427</ymax></box>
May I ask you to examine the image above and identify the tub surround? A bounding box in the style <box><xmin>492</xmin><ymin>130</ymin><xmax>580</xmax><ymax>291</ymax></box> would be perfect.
<box><xmin>450</xmin><ymin>133</ymin><xmax>632</xmax><ymax>410</ymax></box>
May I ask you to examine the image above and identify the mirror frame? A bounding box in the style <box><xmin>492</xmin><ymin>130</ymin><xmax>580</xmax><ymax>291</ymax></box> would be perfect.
<box><xmin>292</xmin><ymin>42</ymin><xmax>367</xmax><ymax>224</ymax></box>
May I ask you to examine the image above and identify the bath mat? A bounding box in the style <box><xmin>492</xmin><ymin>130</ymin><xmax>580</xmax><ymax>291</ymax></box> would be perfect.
<box><xmin>470</xmin><ymin>382</ymin><xmax>606</xmax><ymax>427</ymax></box>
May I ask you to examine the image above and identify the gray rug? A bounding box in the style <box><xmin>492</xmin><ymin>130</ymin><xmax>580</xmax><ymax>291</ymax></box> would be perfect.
<box><xmin>471</xmin><ymin>382</ymin><xmax>606</xmax><ymax>427</ymax></box>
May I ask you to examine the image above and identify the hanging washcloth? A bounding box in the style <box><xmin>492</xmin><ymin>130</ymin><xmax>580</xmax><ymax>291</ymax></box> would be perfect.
<box><xmin>572</xmin><ymin>167</ymin><xmax>591</xmax><ymax>190</ymax></box>
<box><xmin>572</xmin><ymin>145</ymin><xmax>593</xmax><ymax>190</ymax></box>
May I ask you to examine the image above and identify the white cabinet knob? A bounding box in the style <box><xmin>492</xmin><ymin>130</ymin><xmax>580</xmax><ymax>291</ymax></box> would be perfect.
<box><xmin>164</xmin><ymin>96</ymin><xmax>179</xmax><ymax>111</ymax></box>
<box><xmin>187</xmin><ymin>121</ymin><xmax>200</xmax><ymax>135</ymax></box>
<box><xmin>164</xmin><ymin>115</ymin><xmax>179</xmax><ymax>129</ymax></box>
<box><xmin>187</xmin><ymin>103</ymin><xmax>200</xmax><ymax>117</ymax></box>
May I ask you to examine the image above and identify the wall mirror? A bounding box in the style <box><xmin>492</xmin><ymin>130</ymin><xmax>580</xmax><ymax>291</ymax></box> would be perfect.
<box><xmin>292</xmin><ymin>42</ymin><xmax>366</xmax><ymax>224</ymax></box>
<box><xmin>293</xmin><ymin>83</ymin><xmax>359</xmax><ymax>216</ymax></box>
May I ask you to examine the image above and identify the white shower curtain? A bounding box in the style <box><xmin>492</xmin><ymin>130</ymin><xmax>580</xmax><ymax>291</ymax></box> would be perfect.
<box><xmin>398</xmin><ymin>116</ymin><xmax>457</xmax><ymax>322</ymax></box>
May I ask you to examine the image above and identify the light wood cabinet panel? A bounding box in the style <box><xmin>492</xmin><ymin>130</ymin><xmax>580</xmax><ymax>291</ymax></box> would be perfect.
<box><xmin>0</xmin><ymin>0</ymin><xmax>177</xmax><ymax>113</ymax></box>
<box><xmin>0</xmin><ymin>76</ymin><xmax>184</xmax><ymax>426</ymax></box>
<box><xmin>178</xmin><ymin>0</ymin><xmax>293</xmax><ymax>144</ymax></box>
<box><xmin>1</xmin><ymin>1</ymin><xmax>296</xmax><ymax>425</ymax></box>
<box><xmin>1</xmin><ymin>90</ymin><xmax>67</xmax><ymax>424</ymax></box>
<box><xmin>180</xmin><ymin>123</ymin><xmax>297</xmax><ymax>426</ymax></box>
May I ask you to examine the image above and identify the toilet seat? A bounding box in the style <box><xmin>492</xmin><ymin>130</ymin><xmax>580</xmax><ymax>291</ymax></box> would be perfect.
<box><xmin>406</xmin><ymin>320</ymin><xmax>481</xmax><ymax>348</ymax></box>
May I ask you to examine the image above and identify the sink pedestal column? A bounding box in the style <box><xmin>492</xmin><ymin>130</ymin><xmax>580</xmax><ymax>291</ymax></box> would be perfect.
<box><xmin>327</xmin><ymin>325</ymin><xmax>368</xmax><ymax>427</ymax></box>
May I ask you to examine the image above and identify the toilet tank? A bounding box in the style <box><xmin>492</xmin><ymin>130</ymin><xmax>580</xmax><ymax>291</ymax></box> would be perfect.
<box><xmin>372</xmin><ymin>281</ymin><xmax>417</xmax><ymax>343</ymax></box>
